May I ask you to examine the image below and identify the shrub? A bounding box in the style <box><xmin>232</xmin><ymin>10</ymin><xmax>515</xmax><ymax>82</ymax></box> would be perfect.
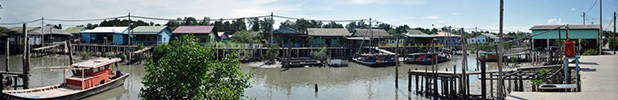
<box><xmin>582</xmin><ymin>49</ymin><xmax>598</xmax><ymax>55</ymax></box>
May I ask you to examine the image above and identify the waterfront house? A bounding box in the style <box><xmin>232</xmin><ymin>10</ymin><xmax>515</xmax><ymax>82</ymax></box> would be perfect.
<box><xmin>130</xmin><ymin>26</ymin><xmax>172</xmax><ymax>45</ymax></box>
<box><xmin>11</xmin><ymin>26</ymin><xmax>72</xmax><ymax>45</ymax></box>
<box><xmin>353</xmin><ymin>28</ymin><xmax>392</xmax><ymax>47</ymax></box>
<box><xmin>80</xmin><ymin>26</ymin><xmax>130</xmax><ymax>45</ymax></box>
<box><xmin>270</xmin><ymin>27</ymin><xmax>307</xmax><ymax>47</ymax></box>
<box><xmin>306</xmin><ymin>28</ymin><xmax>352</xmax><ymax>47</ymax></box>
<box><xmin>529</xmin><ymin>24</ymin><xmax>600</xmax><ymax>52</ymax></box>
<box><xmin>433</xmin><ymin>32</ymin><xmax>461</xmax><ymax>49</ymax></box>
<box><xmin>467</xmin><ymin>33</ymin><xmax>499</xmax><ymax>44</ymax></box>
<box><xmin>171</xmin><ymin>26</ymin><xmax>216</xmax><ymax>43</ymax></box>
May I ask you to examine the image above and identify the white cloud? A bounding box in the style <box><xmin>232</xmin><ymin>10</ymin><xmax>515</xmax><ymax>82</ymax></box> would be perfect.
<box><xmin>570</xmin><ymin>8</ymin><xmax>576</xmax><ymax>11</ymax></box>
<box><xmin>546</xmin><ymin>18</ymin><xmax>562</xmax><ymax>24</ymax></box>
<box><xmin>424</xmin><ymin>16</ymin><xmax>441</xmax><ymax>20</ymax></box>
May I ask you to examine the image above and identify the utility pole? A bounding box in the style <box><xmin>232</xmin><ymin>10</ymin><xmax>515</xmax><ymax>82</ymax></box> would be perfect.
<box><xmin>369</xmin><ymin>18</ymin><xmax>373</xmax><ymax>48</ymax></box>
<box><xmin>270</xmin><ymin>12</ymin><xmax>274</xmax><ymax>47</ymax></box>
<box><xmin>613</xmin><ymin>11</ymin><xmax>616</xmax><ymax>54</ymax></box>
<box><xmin>497</xmin><ymin>0</ymin><xmax>505</xmax><ymax>99</ymax></box>
<box><xmin>583</xmin><ymin>12</ymin><xmax>586</xmax><ymax>25</ymax></box>
<box><xmin>128</xmin><ymin>12</ymin><xmax>132</xmax><ymax>45</ymax></box>
<box><xmin>599</xmin><ymin>0</ymin><xmax>603</xmax><ymax>54</ymax></box>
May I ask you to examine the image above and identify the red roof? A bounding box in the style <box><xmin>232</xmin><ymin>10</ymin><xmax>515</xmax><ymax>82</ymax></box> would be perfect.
<box><xmin>172</xmin><ymin>26</ymin><xmax>214</xmax><ymax>34</ymax></box>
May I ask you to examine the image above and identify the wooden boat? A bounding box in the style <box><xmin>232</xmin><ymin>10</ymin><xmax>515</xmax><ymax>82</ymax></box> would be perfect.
<box><xmin>327</xmin><ymin>59</ymin><xmax>349</xmax><ymax>67</ymax></box>
<box><xmin>479</xmin><ymin>51</ymin><xmax>507</xmax><ymax>62</ymax></box>
<box><xmin>352</xmin><ymin>53</ymin><xmax>396</xmax><ymax>67</ymax></box>
<box><xmin>2</xmin><ymin>58</ymin><xmax>129</xmax><ymax>100</ymax></box>
<box><xmin>404</xmin><ymin>52</ymin><xmax>450</xmax><ymax>65</ymax></box>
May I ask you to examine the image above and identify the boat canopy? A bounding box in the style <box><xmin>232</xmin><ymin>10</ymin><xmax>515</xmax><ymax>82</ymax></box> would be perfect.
<box><xmin>71</xmin><ymin>58</ymin><xmax>121</xmax><ymax>68</ymax></box>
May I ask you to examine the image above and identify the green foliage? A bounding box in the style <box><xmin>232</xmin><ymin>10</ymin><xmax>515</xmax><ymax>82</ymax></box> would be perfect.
<box><xmin>583</xmin><ymin>49</ymin><xmax>598</xmax><ymax>55</ymax></box>
<box><xmin>532</xmin><ymin>68</ymin><xmax>548</xmax><ymax>86</ymax></box>
<box><xmin>313</xmin><ymin>46</ymin><xmax>328</xmax><ymax>61</ymax></box>
<box><xmin>264</xmin><ymin>44</ymin><xmax>280</xmax><ymax>60</ymax></box>
<box><xmin>230</xmin><ymin>31</ymin><xmax>258</xmax><ymax>43</ymax></box>
<box><xmin>140</xmin><ymin>35</ymin><xmax>252</xmax><ymax>100</ymax></box>
<box><xmin>137</xmin><ymin>43</ymin><xmax>145</xmax><ymax>49</ymax></box>
<box><xmin>322</xmin><ymin>21</ymin><xmax>344</xmax><ymax>28</ymax></box>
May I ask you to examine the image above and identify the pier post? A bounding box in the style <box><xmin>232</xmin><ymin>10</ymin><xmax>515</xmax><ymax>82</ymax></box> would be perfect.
<box><xmin>409</xmin><ymin>69</ymin><xmax>412</xmax><ymax>92</ymax></box>
<box><xmin>67</xmin><ymin>41</ymin><xmax>74</xmax><ymax>64</ymax></box>
<box><xmin>481</xmin><ymin>56</ymin><xmax>486</xmax><ymax>99</ymax></box>
<box><xmin>5</xmin><ymin>37</ymin><xmax>9</xmax><ymax>72</ymax></box>
<box><xmin>22</xmin><ymin>23</ymin><xmax>30</xmax><ymax>89</ymax></box>
<box><xmin>490</xmin><ymin>73</ymin><xmax>493</xmax><ymax>98</ymax></box>
<box><xmin>415</xmin><ymin>68</ymin><xmax>419</xmax><ymax>94</ymax></box>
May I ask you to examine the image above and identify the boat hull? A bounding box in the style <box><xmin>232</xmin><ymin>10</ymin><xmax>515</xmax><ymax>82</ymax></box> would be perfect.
<box><xmin>352</xmin><ymin>58</ymin><xmax>396</xmax><ymax>67</ymax></box>
<box><xmin>2</xmin><ymin>73</ymin><xmax>130</xmax><ymax>100</ymax></box>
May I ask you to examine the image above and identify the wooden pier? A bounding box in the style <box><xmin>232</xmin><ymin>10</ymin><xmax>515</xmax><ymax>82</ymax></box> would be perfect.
<box><xmin>407</xmin><ymin>56</ymin><xmax>577</xmax><ymax>99</ymax></box>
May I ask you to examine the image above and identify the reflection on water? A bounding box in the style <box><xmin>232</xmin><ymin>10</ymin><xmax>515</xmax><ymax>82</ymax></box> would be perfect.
<box><xmin>1</xmin><ymin>54</ymin><xmax>502</xmax><ymax>100</ymax></box>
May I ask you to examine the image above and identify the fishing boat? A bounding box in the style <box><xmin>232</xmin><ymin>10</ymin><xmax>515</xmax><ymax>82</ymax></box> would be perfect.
<box><xmin>352</xmin><ymin>53</ymin><xmax>397</xmax><ymax>67</ymax></box>
<box><xmin>479</xmin><ymin>51</ymin><xmax>506</xmax><ymax>62</ymax></box>
<box><xmin>404</xmin><ymin>52</ymin><xmax>450</xmax><ymax>65</ymax></box>
<box><xmin>2</xmin><ymin>58</ymin><xmax>129</xmax><ymax>100</ymax></box>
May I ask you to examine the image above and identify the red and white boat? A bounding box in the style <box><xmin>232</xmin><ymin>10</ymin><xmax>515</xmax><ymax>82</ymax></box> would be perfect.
<box><xmin>2</xmin><ymin>58</ymin><xmax>129</xmax><ymax>100</ymax></box>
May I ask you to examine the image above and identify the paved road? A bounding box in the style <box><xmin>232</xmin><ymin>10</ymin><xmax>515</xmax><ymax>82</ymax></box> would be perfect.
<box><xmin>507</xmin><ymin>55</ymin><xmax>618</xmax><ymax>100</ymax></box>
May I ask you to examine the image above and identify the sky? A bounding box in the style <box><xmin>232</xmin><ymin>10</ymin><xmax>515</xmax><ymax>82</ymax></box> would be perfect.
<box><xmin>0</xmin><ymin>0</ymin><xmax>617</xmax><ymax>32</ymax></box>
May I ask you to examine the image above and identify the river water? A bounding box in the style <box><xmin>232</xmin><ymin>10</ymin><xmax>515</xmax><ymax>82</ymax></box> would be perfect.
<box><xmin>1</xmin><ymin>54</ymin><xmax>503</xmax><ymax>100</ymax></box>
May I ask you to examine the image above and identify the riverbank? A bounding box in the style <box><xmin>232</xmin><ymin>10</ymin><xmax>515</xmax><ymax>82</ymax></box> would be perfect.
<box><xmin>507</xmin><ymin>55</ymin><xmax>618</xmax><ymax>100</ymax></box>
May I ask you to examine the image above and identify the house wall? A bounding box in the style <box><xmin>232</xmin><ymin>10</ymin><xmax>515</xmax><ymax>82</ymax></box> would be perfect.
<box><xmin>112</xmin><ymin>34</ymin><xmax>125</xmax><ymax>45</ymax></box>
<box><xmin>467</xmin><ymin>35</ymin><xmax>487</xmax><ymax>44</ymax></box>
<box><xmin>158</xmin><ymin>29</ymin><xmax>172</xmax><ymax>44</ymax></box>
<box><xmin>81</xmin><ymin>33</ymin><xmax>91</xmax><ymax>43</ymax></box>
<box><xmin>310</xmin><ymin>36</ymin><xmax>346</xmax><ymax>47</ymax></box>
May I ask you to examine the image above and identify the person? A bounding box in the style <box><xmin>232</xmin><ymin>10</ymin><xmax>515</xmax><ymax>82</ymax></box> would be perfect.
<box><xmin>115</xmin><ymin>70</ymin><xmax>123</xmax><ymax>78</ymax></box>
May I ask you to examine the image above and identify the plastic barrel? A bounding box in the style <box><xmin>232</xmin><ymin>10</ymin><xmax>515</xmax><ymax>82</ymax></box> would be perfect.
<box><xmin>564</xmin><ymin>39</ymin><xmax>576</xmax><ymax>57</ymax></box>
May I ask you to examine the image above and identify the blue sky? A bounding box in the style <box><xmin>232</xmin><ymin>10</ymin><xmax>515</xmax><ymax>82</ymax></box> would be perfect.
<box><xmin>0</xmin><ymin>0</ymin><xmax>616</xmax><ymax>32</ymax></box>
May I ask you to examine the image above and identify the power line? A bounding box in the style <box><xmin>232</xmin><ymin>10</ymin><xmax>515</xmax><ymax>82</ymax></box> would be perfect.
<box><xmin>46</xmin><ymin>16</ymin><xmax>128</xmax><ymax>22</ymax></box>
<box><xmin>585</xmin><ymin>0</ymin><xmax>598</xmax><ymax>13</ymax></box>
<box><xmin>0</xmin><ymin>18</ymin><xmax>42</xmax><ymax>25</ymax></box>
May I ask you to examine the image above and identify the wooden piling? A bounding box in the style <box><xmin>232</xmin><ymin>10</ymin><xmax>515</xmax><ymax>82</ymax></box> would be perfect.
<box><xmin>5</xmin><ymin>37</ymin><xmax>9</xmax><ymax>72</ymax></box>
<box><xmin>480</xmin><ymin>56</ymin><xmax>487</xmax><ymax>99</ymax></box>
<box><xmin>67</xmin><ymin>41</ymin><xmax>74</xmax><ymax>64</ymax></box>
<box><xmin>22</xmin><ymin>23</ymin><xmax>30</xmax><ymax>89</ymax></box>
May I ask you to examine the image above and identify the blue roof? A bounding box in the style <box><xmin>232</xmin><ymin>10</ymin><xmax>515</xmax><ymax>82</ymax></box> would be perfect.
<box><xmin>274</xmin><ymin>27</ymin><xmax>302</xmax><ymax>34</ymax></box>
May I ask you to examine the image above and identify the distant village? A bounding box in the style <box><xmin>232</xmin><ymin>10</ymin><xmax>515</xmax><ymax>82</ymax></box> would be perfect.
<box><xmin>0</xmin><ymin>17</ymin><xmax>607</xmax><ymax>58</ymax></box>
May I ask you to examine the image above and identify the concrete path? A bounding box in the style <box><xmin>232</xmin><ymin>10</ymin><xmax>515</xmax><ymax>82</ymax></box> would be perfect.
<box><xmin>507</xmin><ymin>55</ymin><xmax>618</xmax><ymax>100</ymax></box>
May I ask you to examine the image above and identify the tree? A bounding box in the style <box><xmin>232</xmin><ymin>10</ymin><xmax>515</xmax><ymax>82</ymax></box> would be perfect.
<box><xmin>248</xmin><ymin>18</ymin><xmax>260</xmax><ymax>32</ymax></box>
<box><xmin>322</xmin><ymin>21</ymin><xmax>343</xmax><ymax>28</ymax></box>
<box><xmin>140</xmin><ymin>35</ymin><xmax>252</xmax><ymax>99</ymax></box>
<box><xmin>230</xmin><ymin>31</ymin><xmax>258</xmax><ymax>43</ymax></box>
<box><xmin>345</xmin><ymin>22</ymin><xmax>357</xmax><ymax>33</ymax></box>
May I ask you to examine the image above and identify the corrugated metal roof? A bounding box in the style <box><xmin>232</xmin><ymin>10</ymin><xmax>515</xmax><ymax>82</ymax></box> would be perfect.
<box><xmin>274</xmin><ymin>27</ymin><xmax>302</xmax><ymax>34</ymax></box>
<box><xmin>354</xmin><ymin>28</ymin><xmax>391</xmax><ymax>38</ymax></box>
<box><xmin>307</xmin><ymin>28</ymin><xmax>351</xmax><ymax>36</ymax></box>
<box><xmin>529</xmin><ymin>24</ymin><xmax>600</xmax><ymax>30</ymax></box>
<box><xmin>433</xmin><ymin>32</ymin><xmax>459</xmax><ymax>37</ymax></box>
<box><xmin>481</xmin><ymin>33</ymin><xmax>499</xmax><ymax>39</ymax></box>
<box><xmin>11</xmin><ymin>26</ymin><xmax>71</xmax><ymax>36</ymax></box>
<box><xmin>82</xmin><ymin>27</ymin><xmax>129</xmax><ymax>34</ymax></box>
<box><xmin>64</xmin><ymin>27</ymin><xmax>85</xmax><ymax>33</ymax></box>
<box><xmin>132</xmin><ymin>26</ymin><xmax>168</xmax><ymax>34</ymax></box>
<box><xmin>172</xmin><ymin>26</ymin><xmax>214</xmax><ymax>34</ymax></box>
<box><xmin>531</xmin><ymin>29</ymin><xmax>598</xmax><ymax>39</ymax></box>
<box><xmin>406</xmin><ymin>30</ymin><xmax>426</xmax><ymax>35</ymax></box>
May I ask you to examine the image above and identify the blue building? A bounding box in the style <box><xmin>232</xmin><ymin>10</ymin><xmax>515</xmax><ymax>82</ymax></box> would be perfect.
<box><xmin>131</xmin><ymin>26</ymin><xmax>172</xmax><ymax>45</ymax></box>
<box><xmin>80</xmin><ymin>27</ymin><xmax>129</xmax><ymax>45</ymax></box>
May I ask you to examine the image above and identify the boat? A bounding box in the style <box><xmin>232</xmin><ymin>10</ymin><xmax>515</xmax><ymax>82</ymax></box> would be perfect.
<box><xmin>327</xmin><ymin>59</ymin><xmax>349</xmax><ymax>67</ymax></box>
<box><xmin>352</xmin><ymin>53</ymin><xmax>397</xmax><ymax>67</ymax></box>
<box><xmin>2</xmin><ymin>58</ymin><xmax>129</xmax><ymax>100</ymax></box>
<box><xmin>404</xmin><ymin>52</ymin><xmax>450</xmax><ymax>65</ymax></box>
<box><xmin>479</xmin><ymin>51</ymin><xmax>507</xmax><ymax>62</ymax></box>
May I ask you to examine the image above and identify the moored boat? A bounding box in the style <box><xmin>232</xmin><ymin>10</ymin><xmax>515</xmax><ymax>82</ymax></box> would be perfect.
<box><xmin>352</xmin><ymin>53</ymin><xmax>397</xmax><ymax>67</ymax></box>
<box><xmin>404</xmin><ymin>52</ymin><xmax>450</xmax><ymax>65</ymax></box>
<box><xmin>2</xmin><ymin>58</ymin><xmax>129</xmax><ymax>100</ymax></box>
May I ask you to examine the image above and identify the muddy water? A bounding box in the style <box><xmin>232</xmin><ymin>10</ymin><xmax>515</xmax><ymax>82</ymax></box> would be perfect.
<box><xmin>1</xmin><ymin>55</ymin><xmax>503</xmax><ymax>100</ymax></box>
